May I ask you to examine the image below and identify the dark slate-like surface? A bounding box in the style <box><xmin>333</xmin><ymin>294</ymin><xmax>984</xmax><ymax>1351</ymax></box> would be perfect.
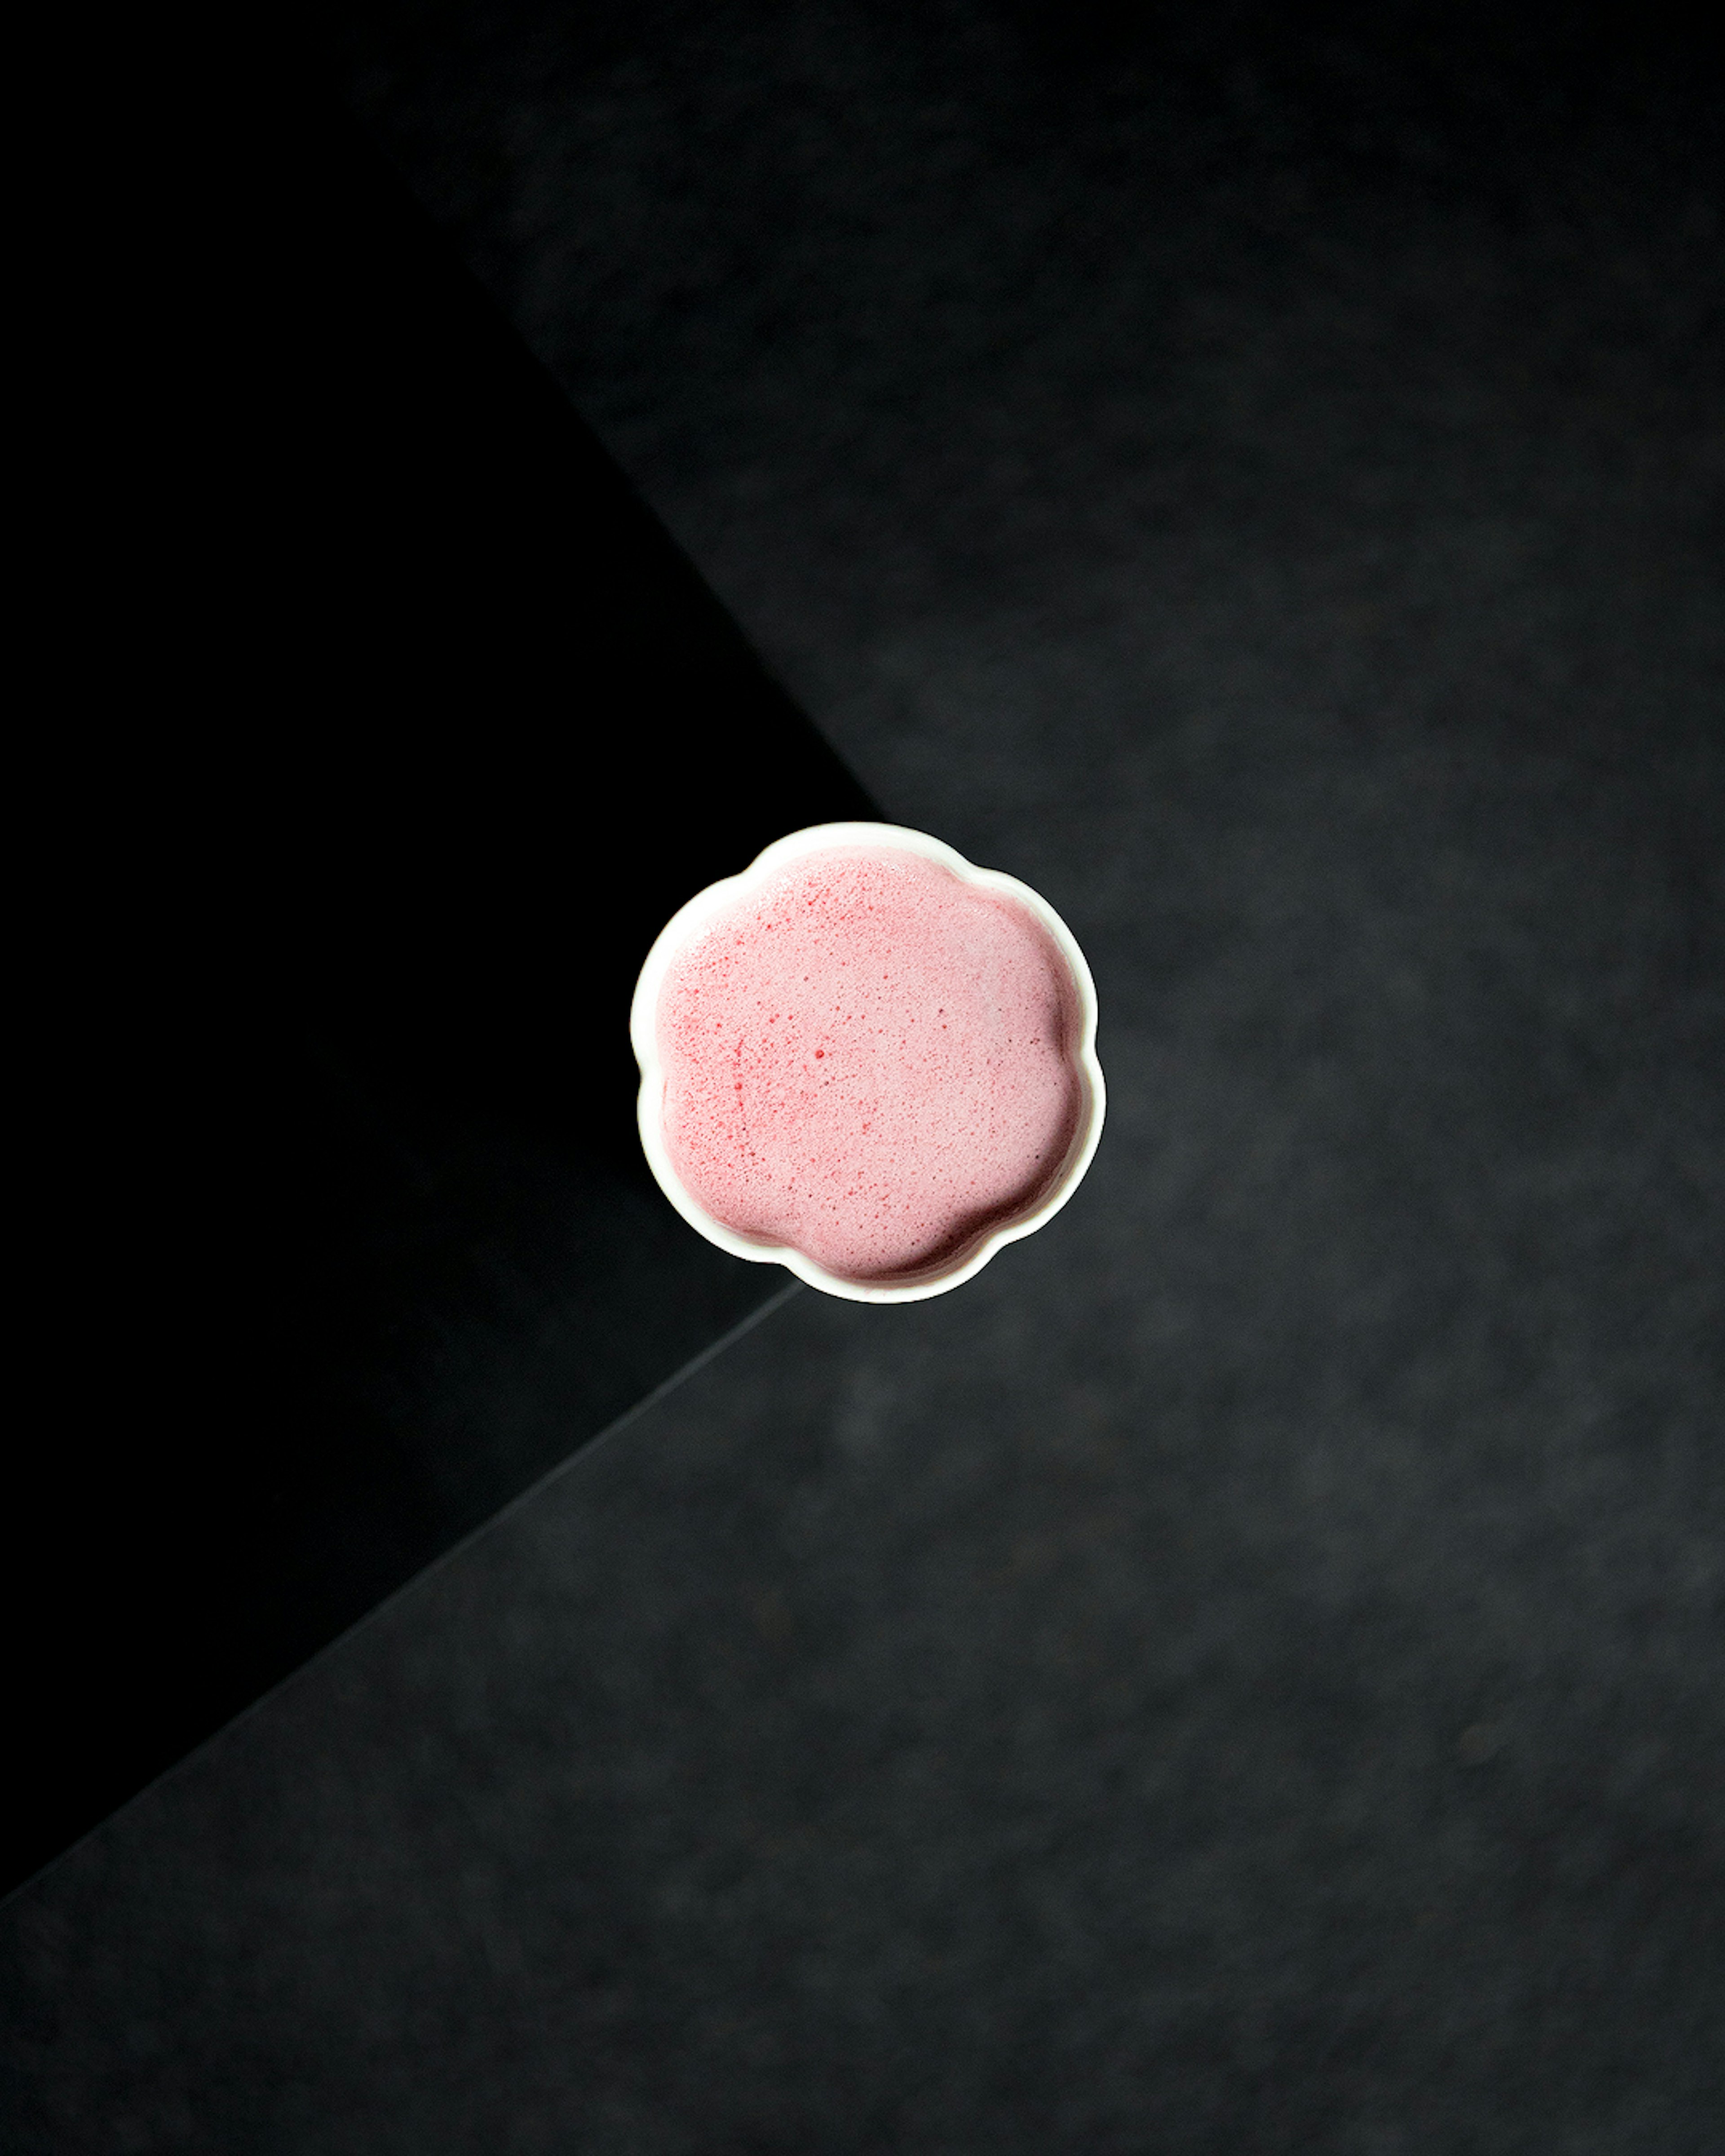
<box><xmin>4</xmin><ymin>4</ymin><xmax>1721</xmax><ymax>2149</ymax></box>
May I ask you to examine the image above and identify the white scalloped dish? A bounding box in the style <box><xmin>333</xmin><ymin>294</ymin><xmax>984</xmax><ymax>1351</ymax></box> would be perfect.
<box><xmin>630</xmin><ymin>822</ymin><xmax>1105</xmax><ymax>1304</ymax></box>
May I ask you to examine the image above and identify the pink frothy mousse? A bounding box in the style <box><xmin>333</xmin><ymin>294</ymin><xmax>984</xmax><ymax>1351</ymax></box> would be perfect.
<box><xmin>656</xmin><ymin>844</ymin><xmax>1083</xmax><ymax>1283</ymax></box>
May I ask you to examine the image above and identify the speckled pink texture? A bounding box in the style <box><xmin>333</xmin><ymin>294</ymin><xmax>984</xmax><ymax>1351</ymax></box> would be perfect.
<box><xmin>657</xmin><ymin>845</ymin><xmax>1082</xmax><ymax>1282</ymax></box>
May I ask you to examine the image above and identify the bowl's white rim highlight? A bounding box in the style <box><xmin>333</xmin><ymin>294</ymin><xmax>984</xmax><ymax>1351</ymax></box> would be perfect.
<box><xmin>629</xmin><ymin>821</ymin><xmax>1107</xmax><ymax>1305</ymax></box>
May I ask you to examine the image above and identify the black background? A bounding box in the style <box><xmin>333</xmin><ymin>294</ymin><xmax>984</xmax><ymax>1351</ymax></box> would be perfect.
<box><xmin>5</xmin><ymin>4</ymin><xmax>1722</xmax><ymax>2151</ymax></box>
<box><xmin>10</xmin><ymin>87</ymin><xmax>871</xmax><ymax>1892</ymax></box>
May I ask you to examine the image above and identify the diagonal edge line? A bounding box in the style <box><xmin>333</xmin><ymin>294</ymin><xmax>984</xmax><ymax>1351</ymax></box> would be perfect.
<box><xmin>3</xmin><ymin>1278</ymin><xmax>804</xmax><ymax>1911</ymax></box>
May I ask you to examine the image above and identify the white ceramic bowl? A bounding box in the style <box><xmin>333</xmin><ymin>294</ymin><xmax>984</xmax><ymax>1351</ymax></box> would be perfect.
<box><xmin>630</xmin><ymin>822</ymin><xmax>1106</xmax><ymax>1304</ymax></box>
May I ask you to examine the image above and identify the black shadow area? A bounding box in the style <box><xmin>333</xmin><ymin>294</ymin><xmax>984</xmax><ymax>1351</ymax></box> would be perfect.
<box><xmin>11</xmin><ymin>85</ymin><xmax>874</xmax><ymax>1896</ymax></box>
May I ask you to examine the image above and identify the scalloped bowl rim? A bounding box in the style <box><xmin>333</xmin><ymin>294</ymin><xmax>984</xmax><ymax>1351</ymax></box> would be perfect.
<box><xmin>630</xmin><ymin>821</ymin><xmax>1106</xmax><ymax>1305</ymax></box>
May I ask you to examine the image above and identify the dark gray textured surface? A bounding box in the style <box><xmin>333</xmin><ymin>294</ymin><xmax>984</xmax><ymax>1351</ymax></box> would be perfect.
<box><xmin>5</xmin><ymin>4</ymin><xmax>1721</xmax><ymax>2148</ymax></box>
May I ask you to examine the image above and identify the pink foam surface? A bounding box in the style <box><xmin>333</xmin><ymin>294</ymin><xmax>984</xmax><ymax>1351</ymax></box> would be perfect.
<box><xmin>657</xmin><ymin>845</ymin><xmax>1082</xmax><ymax>1282</ymax></box>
